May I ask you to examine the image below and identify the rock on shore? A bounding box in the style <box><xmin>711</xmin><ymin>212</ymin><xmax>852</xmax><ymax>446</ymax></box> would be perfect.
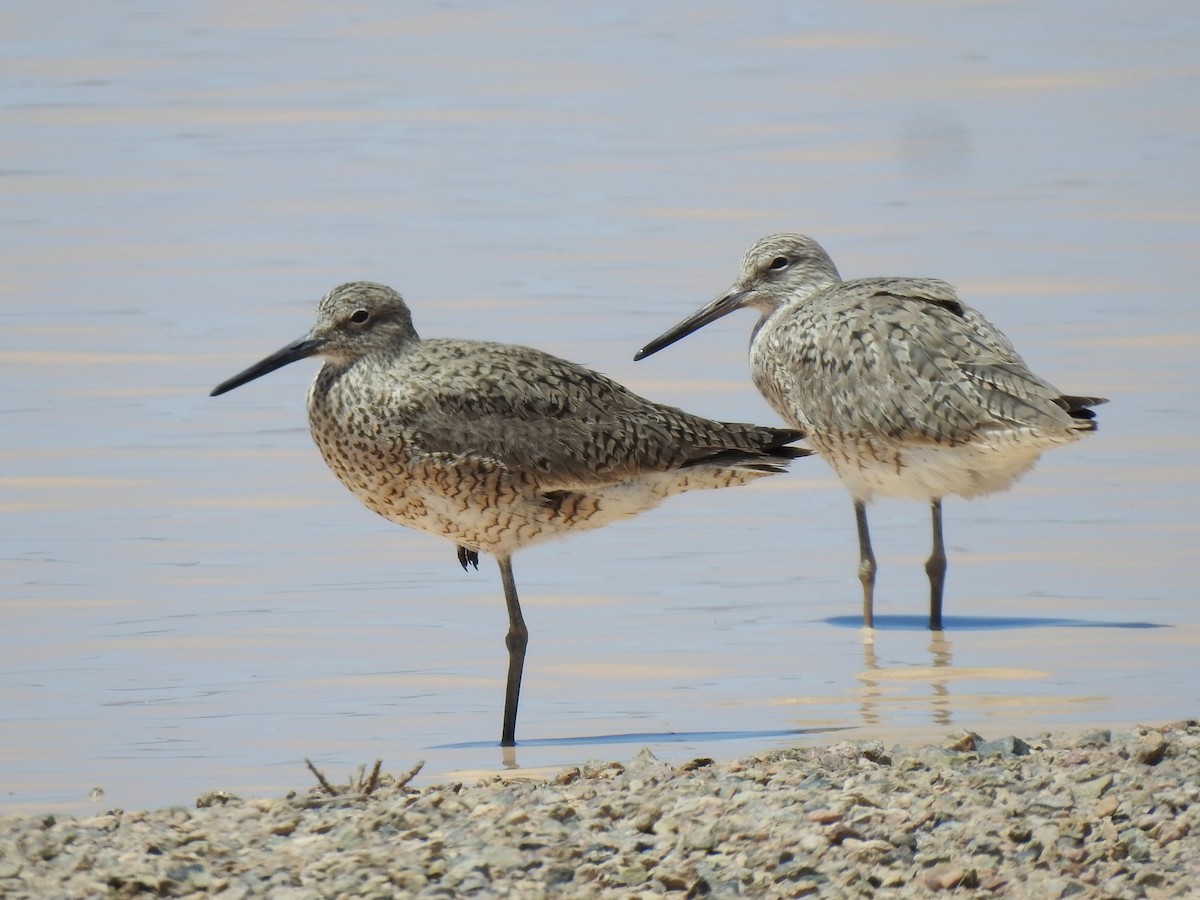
<box><xmin>2</xmin><ymin>722</ymin><xmax>1196</xmax><ymax>898</ymax></box>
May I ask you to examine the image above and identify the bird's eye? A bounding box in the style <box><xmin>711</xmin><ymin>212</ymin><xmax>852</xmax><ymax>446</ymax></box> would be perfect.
<box><xmin>769</xmin><ymin>256</ymin><xmax>790</xmax><ymax>270</ymax></box>
<box><xmin>349</xmin><ymin>309</ymin><xmax>370</xmax><ymax>324</ymax></box>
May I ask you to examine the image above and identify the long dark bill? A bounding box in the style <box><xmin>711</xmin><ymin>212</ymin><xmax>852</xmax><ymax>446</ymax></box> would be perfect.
<box><xmin>633</xmin><ymin>290</ymin><xmax>748</xmax><ymax>361</ymax></box>
<box><xmin>210</xmin><ymin>336</ymin><xmax>325</xmax><ymax>396</ymax></box>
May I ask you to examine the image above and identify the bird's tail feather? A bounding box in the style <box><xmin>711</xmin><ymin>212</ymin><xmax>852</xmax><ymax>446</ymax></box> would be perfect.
<box><xmin>686</xmin><ymin>445</ymin><xmax>812</xmax><ymax>473</ymax></box>
<box><xmin>1057</xmin><ymin>394</ymin><xmax>1107</xmax><ymax>431</ymax></box>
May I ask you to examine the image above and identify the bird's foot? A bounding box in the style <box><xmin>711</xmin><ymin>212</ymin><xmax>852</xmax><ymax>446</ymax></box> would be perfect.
<box><xmin>456</xmin><ymin>545</ymin><xmax>480</xmax><ymax>571</ymax></box>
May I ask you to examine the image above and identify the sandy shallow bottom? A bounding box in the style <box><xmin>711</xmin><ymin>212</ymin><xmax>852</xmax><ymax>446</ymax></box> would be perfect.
<box><xmin>1</xmin><ymin>721</ymin><xmax>1196</xmax><ymax>899</ymax></box>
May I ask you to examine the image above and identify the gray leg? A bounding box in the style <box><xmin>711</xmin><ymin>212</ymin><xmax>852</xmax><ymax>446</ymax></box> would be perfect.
<box><xmin>497</xmin><ymin>554</ymin><xmax>528</xmax><ymax>747</ymax></box>
<box><xmin>925</xmin><ymin>498</ymin><xmax>946</xmax><ymax>631</ymax></box>
<box><xmin>854</xmin><ymin>500</ymin><xmax>876</xmax><ymax>628</ymax></box>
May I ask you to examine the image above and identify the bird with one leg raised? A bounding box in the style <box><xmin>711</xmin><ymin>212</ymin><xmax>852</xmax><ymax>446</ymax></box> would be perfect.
<box><xmin>212</xmin><ymin>281</ymin><xmax>808</xmax><ymax>745</ymax></box>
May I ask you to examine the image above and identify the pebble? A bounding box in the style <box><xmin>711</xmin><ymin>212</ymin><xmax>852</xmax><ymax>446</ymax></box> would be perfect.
<box><xmin>1</xmin><ymin>722</ymin><xmax>1197</xmax><ymax>898</ymax></box>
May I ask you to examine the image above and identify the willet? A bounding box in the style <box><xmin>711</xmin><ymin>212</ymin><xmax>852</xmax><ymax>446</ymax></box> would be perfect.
<box><xmin>635</xmin><ymin>234</ymin><xmax>1105</xmax><ymax>631</ymax></box>
<box><xmin>211</xmin><ymin>281</ymin><xmax>808</xmax><ymax>745</ymax></box>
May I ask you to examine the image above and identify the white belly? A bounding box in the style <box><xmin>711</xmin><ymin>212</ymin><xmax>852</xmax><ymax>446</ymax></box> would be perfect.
<box><xmin>817</xmin><ymin>431</ymin><xmax>1077</xmax><ymax>503</ymax></box>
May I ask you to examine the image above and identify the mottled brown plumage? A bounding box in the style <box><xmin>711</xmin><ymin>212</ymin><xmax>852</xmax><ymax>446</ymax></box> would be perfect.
<box><xmin>212</xmin><ymin>281</ymin><xmax>807</xmax><ymax>744</ymax></box>
<box><xmin>636</xmin><ymin>234</ymin><xmax>1105</xmax><ymax>630</ymax></box>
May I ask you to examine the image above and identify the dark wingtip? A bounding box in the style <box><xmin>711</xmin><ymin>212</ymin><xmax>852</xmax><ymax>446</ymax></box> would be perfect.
<box><xmin>769</xmin><ymin>427</ymin><xmax>806</xmax><ymax>446</ymax></box>
<box><xmin>1058</xmin><ymin>395</ymin><xmax>1107</xmax><ymax>430</ymax></box>
<box><xmin>685</xmin><ymin>425</ymin><xmax>811</xmax><ymax>471</ymax></box>
<box><xmin>761</xmin><ymin>427</ymin><xmax>809</xmax><ymax>457</ymax></box>
<box><xmin>1059</xmin><ymin>394</ymin><xmax>1107</xmax><ymax>410</ymax></box>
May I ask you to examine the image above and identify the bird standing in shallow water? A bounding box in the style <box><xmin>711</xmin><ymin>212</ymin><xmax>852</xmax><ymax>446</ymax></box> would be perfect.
<box><xmin>635</xmin><ymin>234</ymin><xmax>1105</xmax><ymax>631</ymax></box>
<box><xmin>211</xmin><ymin>281</ymin><xmax>807</xmax><ymax>745</ymax></box>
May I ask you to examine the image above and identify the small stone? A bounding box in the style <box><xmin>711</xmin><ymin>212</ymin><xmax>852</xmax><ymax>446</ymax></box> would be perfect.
<box><xmin>826</xmin><ymin>823</ymin><xmax>863</xmax><ymax>845</ymax></box>
<box><xmin>652</xmin><ymin>816</ymin><xmax>679</xmax><ymax>836</ymax></box>
<box><xmin>1030</xmin><ymin>792</ymin><xmax>1074</xmax><ymax>812</ymax></box>
<box><xmin>335</xmin><ymin>827</ymin><xmax>365</xmax><ymax>851</ymax></box>
<box><xmin>482</xmin><ymin>845</ymin><xmax>524</xmax><ymax>870</ymax></box>
<box><xmin>501</xmin><ymin>808</ymin><xmax>529</xmax><ymax>826</ymax></box>
<box><xmin>680</xmin><ymin>825</ymin><xmax>717</xmax><ymax>851</ymax></box>
<box><xmin>614</xmin><ymin>864</ymin><xmax>649</xmax><ymax>885</ymax></box>
<box><xmin>1152</xmin><ymin>819</ymin><xmax>1189</xmax><ymax>846</ymax></box>
<box><xmin>944</xmin><ymin>731</ymin><xmax>983</xmax><ymax>752</ymax></box>
<box><xmin>807</xmin><ymin>809</ymin><xmax>842</xmax><ymax>824</ymax></box>
<box><xmin>1103</xmin><ymin>875</ymin><xmax>1130</xmax><ymax>895</ymax></box>
<box><xmin>196</xmin><ymin>790</ymin><xmax>241</xmax><ymax>808</ymax></box>
<box><xmin>913</xmin><ymin>746</ymin><xmax>965</xmax><ymax>767</ymax></box>
<box><xmin>1133</xmin><ymin>869</ymin><xmax>1166</xmax><ymax>887</ymax></box>
<box><xmin>1077</xmin><ymin>729</ymin><xmax>1112</xmax><ymax>747</ymax></box>
<box><xmin>936</xmin><ymin>867</ymin><xmax>970</xmax><ymax>889</ymax></box>
<box><xmin>797</xmin><ymin>832</ymin><xmax>825</xmax><ymax>854</ymax></box>
<box><xmin>1015</xmin><ymin>818</ymin><xmax>1042</xmax><ymax>845</ymax></box>
<box><xmin>78</xmin><ymin>814</ymin><xmax>120</xmax><ymax>832</ymax></box>
<box><xmin>857</xmin><ymin>740</ymin><xmax>890</xmax><ymax>763</ymax></box>
<box><xmin>1058</xmin><ymin>817</ymin><xmax>1089</xmax><ymax>843</ymax></box>
<box><xmin>657</xmin><ymin>872</ymin><xmax>689</xmax><ymax>891</ymax></box>
<box><xmin>626</xmin><ymin>747</ymin><xmax>664</xmax><ymax>773</ymax></box>
<box><xmin>582</xmin><ymin>759</ymin><xmax>623</xmax><ymax>779</ymax></box>
<box><xmin>1119</xmin><ymin>827</ymin><xmax>1153</xmax><ymax>861</ymax></box>
<box><xmin>976</xmin><ymin>736</ymin><xmax>1031</xmax><ymax>757</ymax></box>
<box><xmin>1039</xmin><ymin>876</ymin><xmax>1085</xmax><ymax>897</ymax></box>
<box><xmin>631</xmin><ymin>807</ymin><xmax>661</xmax><ymax>833</ymax></box>
<box><xmin>1134</xmin><ymin>731</ymin><xmax>1167</xmax><ymax>765</ymax></box>
<box><xmin>1073</xmin><ymin>773</ymin><xmax>1113</xmax><ymax>801</ymax></box>
<box><xmin>548</xmin><ymin>803</ymin><xmax>577</xmax><ymax>822</ymax></box>
<box><xmin>268</xmin><ymin>818</ymin><xmax>299</xmax><ymax>836</ymax></box>
<box><xmin>553</xmin><ymin>767</ymin><xmax>580</xmax><ymax>785</ymax></box>
<box><xmin>165</xmin><ymin>863</ymin><xmax>209</xmax><ymax>887</ymax></box>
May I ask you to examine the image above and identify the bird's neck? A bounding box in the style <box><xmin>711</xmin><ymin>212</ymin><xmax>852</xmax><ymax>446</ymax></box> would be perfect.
<box><xmin>788</xmin><ymin>263</ymin><xmax>842</xmax><ymax>301</ymax></box>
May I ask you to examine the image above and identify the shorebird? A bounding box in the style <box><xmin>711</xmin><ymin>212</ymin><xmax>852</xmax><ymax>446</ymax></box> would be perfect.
<box><xmin>635</xmin><ymin>234</ymin><xmax>1105</xmax><ymax>631</ymax></box>
<box><xmin>211</xmin><ymin>281</ymin><xmax>807</xmax><ymax>745</ymax></box>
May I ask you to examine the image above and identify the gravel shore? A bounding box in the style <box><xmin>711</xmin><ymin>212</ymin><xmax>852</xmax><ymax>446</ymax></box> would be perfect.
<box><xmin>1</xmin><ymin>721</ymin><xmax>1196</xmax><ymax>898</ymax></box>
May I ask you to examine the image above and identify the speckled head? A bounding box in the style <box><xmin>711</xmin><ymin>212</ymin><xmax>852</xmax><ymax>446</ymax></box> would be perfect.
<box><xmin>209</xmin><ymin>281</ymin><xmax>419</xmax><ymax>396</ymax></box>
<box><xmin>733</xmin><ymin>234</ymin><xmax>841</xmax><ymax>306</ymax></box>
<box><xmin>634</xmin><ymin>233</ymin><xmax>842</xmax><ymax>361</ymax></box>
<box><xmin>311</xmin><ymin>282</ymin><xmax>419</xmax><ymax>365</ymax></box>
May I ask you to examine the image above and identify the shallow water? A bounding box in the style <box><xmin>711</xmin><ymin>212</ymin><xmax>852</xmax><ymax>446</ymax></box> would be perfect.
<box><xmin>2</xmin><ymin>2</ymin><xmax>1197</xmax><ymax>814</ymax></box>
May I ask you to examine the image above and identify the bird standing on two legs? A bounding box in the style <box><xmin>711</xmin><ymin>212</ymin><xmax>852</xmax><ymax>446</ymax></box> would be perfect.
<box><xmin>212</xmin><ymin>281</ymin><xmax>808</xmax><ymax>745</ymax></box>
<box><xmin>636</xmin><ymin>234</ymin><xmax>1105</xmax><ymax>631</ymax></box>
